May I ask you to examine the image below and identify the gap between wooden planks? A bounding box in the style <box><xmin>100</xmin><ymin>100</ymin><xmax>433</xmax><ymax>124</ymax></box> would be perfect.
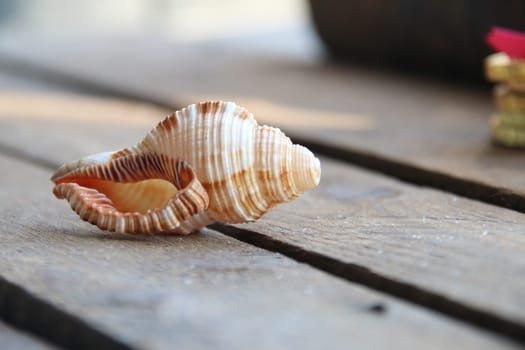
<box><xmin>2</xmin><ymin>154</ymin><xmax>517</xmax><ymax>350</ymax></box>
<box><xmin>0</xmin><ymin>91</ymin><xmax>524</xmax><ymax>345</ymax></box>
<box><xmin>0</xmin><ymin>39</ymin><xmax>523</xmax><ymax>213</ymax></box>
<box><xmin>0</xmin><ymin>320</ymin><xmax>58</xmax><ymax>350</ymax></box>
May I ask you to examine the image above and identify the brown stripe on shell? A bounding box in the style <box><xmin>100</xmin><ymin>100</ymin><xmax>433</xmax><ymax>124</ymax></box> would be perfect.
<box><xmin>201</xmin><ymin>168</ymin><xmax>270</xmax><ymax>223</ymax></box>
<box><xmin>197</xmin><ymin>100</ymin><xmax>222</xmax><ymax>116</ymax></box>
<box><xmin>110</xmin><ymin>148</ymin><xmax>133</xmax><ymax>160</ymax></box>
<box><xmin>159</xmin><ymin>113</ymin><xmax>177</xmax><ymax>133</ymax></box>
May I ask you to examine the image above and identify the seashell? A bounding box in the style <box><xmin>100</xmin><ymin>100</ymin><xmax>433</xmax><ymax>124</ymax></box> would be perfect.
<box><xmin>51</xmin><ymin>101</ymin><xmax>321</xmax><ymax>234</ymax></box>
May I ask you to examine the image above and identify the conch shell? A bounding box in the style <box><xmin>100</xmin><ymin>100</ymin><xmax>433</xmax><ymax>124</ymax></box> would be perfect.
<box><xmin>51</xmin><ymin>101</ymin><xmax>321</xmax><ymax>234</ymax></box>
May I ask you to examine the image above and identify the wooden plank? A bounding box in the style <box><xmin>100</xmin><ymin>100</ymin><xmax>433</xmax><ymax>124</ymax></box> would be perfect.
<box><xmin>1</xmin><ymin>91</ymin><xmax>524</xmax><ymax>339</ymax></box>
<box><xmin>1</xmin><ymin>155</ymin><xmax>517</xmax><ymax>350</ymax></box>
<box><xmin>0</xmin><ymin>322</ymin><xmax>57</xmax><ymax>350</ymax></box>
<box><xmin>1</xmin><ymin>33</ymin><xmax>524</xmax><ymax>210</ymax></box>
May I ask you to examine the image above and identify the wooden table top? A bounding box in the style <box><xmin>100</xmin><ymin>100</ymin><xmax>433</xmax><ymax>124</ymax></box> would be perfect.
<box><xmin>0</xmin><ymin>25</ymin><xmax>524</xmax><ymax>350</ymax></box>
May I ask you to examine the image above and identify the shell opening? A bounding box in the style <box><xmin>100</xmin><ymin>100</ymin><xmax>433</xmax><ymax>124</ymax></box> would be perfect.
<box><xmin>65</xmin><ymin>178</ymin><xmax>178</xmax><ymax>214</ymax></box>
<box><xmin>52</xmin><ymin>153</ymin><xmax>211</xmax><ymax>234</ymax></box>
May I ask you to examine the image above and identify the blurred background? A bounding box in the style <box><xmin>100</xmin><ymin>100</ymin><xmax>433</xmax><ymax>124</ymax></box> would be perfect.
<box><xmin>0</xmin><ymin>0</ymin><xmax>308</xmax><ymax>43</ymax></box>
<box><xmin>0</xmin><ymin>0</ymin><xmax>524</xmax><ymax>81</ymax></box>
<box><xmin>0</xmin><ymin>0</ymin><xmax>525</xmax><ymax>163</ymax></box>
<box><xmin>0</xmin><ymin>0</ymin><xmax>525</xmax><ymax>158</ymax></box>
<box><xmin>0</xmin><ymin>0</ymin><xmax>320</xmax><ymax>66</ymax></box>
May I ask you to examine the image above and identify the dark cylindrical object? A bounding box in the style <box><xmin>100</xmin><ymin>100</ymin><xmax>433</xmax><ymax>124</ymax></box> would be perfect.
<box><xmin>309</xmin><ymin>0</ymin><xmax>525</xmax><ymax>81</ymax></box>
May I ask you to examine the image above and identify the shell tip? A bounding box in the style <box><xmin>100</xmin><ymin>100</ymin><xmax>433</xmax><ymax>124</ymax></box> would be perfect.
<box><xmin>290</xmin><ymin>145</ymin><xmax>321</xmax><ymax>192</ymax></box>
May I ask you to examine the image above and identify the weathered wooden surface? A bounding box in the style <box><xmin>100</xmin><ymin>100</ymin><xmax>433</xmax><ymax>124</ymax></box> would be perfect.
<box><xmin>0</xmin><ymin>91</ymin><xmax>524</xmax><ymax>338</ymax></box>
<box><xmin>0</xmin><ymin>322</ymin><xmax>57</xmax><ymax>350</ymax></box>
<box><xmin>1</xmin><ymin>155</ymin><xmax>517</xmax><ymax>350</ymax></box>
<box><xmin>3</xmin><ymin>91</ymin><xmax>525</xmax><ymax>323</ymax></box>
<box><xmin>0</xmin><ymin>33</ymin><xmax>524</xmax><ymax>204</ymax></box>
<box><xmin>0</xmin><ymin>21</ymin><xmax>524</xmax><ymax>345</ymax></box>
<box><xmin>237</xmin><ymin>159</ymin><xmax>525</xmax><ymax>323</ymax></box>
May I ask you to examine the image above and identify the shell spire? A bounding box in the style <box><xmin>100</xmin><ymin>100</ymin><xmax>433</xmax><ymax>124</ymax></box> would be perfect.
<box><xmin>51</xmin><ymin>101</ymin><xmax>321</xmax><ymax>235</ymax></box>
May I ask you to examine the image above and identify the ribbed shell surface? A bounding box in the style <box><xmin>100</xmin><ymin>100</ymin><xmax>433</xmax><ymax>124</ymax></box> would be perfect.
<box><xmin>134</xmin><ymin>101</ymin><xmax>290</xmax><ymax>223</ymax></box>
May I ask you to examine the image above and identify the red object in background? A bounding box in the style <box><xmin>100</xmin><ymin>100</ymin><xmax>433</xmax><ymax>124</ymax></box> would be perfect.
<box><xmin>486</xmin><ymin>27</ymin><xmax>525</xmax><ymax>59</ymax></box>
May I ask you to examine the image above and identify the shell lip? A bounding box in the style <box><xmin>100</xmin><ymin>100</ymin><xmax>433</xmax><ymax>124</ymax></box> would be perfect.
<box><xmin>51</xmin><ymin>166</ymin><xmax>108</xmax><ymax>198</ymax></box>
<box><xmin>50</xmin><ymin>151</ymin><xmax>211</xmax><ymax>210</ymax></box>
<box><xmin>51</xmin><ymin>172</ymin><xmax>89</xmax><ymax>187</ymax></box>
<box><xmin>50</xmin><ymin>153</ymin><xmax>205</xmax><ymax>194</ymax></box>
<box><xmin>51</xmin><ymin>151</ymin><xmax>118</xmax><ymax>184</ymax></box>
<box><xmin>51</xmin><ymin>152</ymin><xmax>211</xmax><ymax>234</ymax></box>
<box><xmin>50</xmin><ymin>166</ymin><xmax>76</xmax><ymax>184</ymax></box>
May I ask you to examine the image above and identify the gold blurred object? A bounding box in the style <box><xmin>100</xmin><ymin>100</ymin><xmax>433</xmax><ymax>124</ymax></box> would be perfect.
<box><xmin>495</xmin><ymin>84</ymin><xmax>525</xmax><ymax>112</ymax></box>
<box><xmin>485</xmin><ymin>53</ymin><xmax>525</xmax><ymax>92</ymax></box>
<box><xmin>486</xmin><ymin>53</ymin><xmax>525</xmax><ymax>148</ymax></box>
<box><xmin>491</xmin><ymin>115</ymin><xmax>525</xmax><ymax>147</ymax></box>
<box><xmin>495</xmin><ymin>112</ymin><xmax>525</xmax><ymax>127</ymax></box>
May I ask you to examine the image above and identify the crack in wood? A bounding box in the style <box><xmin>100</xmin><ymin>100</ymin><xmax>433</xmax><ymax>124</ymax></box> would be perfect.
<box><xmin>295</xmin><ymin>139</ymin><xmax>525</xmax><ymax>214</ymax></box>
<box><xmin>209</xmin><ymin>223</ymin><xmax>525</xmax><ymax>345</ymax></box>
<box><xmin>0</xmin><ymin>54</ymin><xmax>176</xmax><ymax>111</ymax></box>
<box><xmin>0</xmin><ymin>141</ymin><xmax>61</xmax><ymax>171</ymax></box>
<box><xmin>0</xmin><ymin>276</ymin><xmax>133</xmax><ymax>350</ymax></box>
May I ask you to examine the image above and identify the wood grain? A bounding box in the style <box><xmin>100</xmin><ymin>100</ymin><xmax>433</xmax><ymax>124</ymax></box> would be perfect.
<box><xmin>0</xmin><ymin>322</ymin><xmax>57</xmax><ymax>350</ymax></box>
<box><xmin>0</xmin><ymin>155</ymin><xmax>516</xmax><ymax>350</ymax></box>
<box><xmin>0</xmin><ymin>92</ymin><xmax>524</xmax><ymax>337</ymax></box>
<box><xmin>1</xmin><ymin>33</ymin><xmax>524</xmax><ymax>209</ymax></box>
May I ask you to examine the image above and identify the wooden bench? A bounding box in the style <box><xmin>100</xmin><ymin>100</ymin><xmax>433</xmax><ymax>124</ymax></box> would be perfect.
<box><xmin>0</xmin><ymin>27</ymin><xmax>524</xmax><ymax>350</ymax></box>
